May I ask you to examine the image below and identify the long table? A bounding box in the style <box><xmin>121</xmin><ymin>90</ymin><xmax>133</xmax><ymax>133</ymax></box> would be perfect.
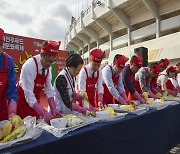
<box><xmin>1</xmin><ymin>104</ymin><xmax>180</xmax><ymax>154</ymax></box>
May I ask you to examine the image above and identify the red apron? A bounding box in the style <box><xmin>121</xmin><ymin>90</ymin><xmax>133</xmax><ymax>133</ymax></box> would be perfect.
<box><xmin>127</xmin><ymin>74</ymin><xmax>136</xmax><ymax>100</ymax></box>
<box><xmin>17</xmin><ymin>57</ymin><xmax>49</xmax><ymax>119</ymax></box>
<box><xmin>157</xmin><ymin>74</ymin><xmax>175</xmax><ymax>90</ymax></box>
<box><xmin>166</xmin><ymin>79</ymin><xmax>175</xmax><ymax>90</ymax></box>
<box><xmin>158</xmin><ymin>80</ymin><xmax>174</xmax><ymax>90</ymax></box>
<box><xmin>122</xmin><ymin>65</ymin><xmax>136</xmax><ymax>100</ymax></box>
<box><xmin>151</xmin><ymin>76</ymin><xmax>158</xmax><ymax>87</ymax></box>
<box><xmin>0</xmin><ymin>53</ymin><xmax>9</xmax><ymax>121</ymax></box>
<box><xmin>134</xmin><ymin>77</ymin><xmax>150</xmax><ymax>95</ymax></box>
<box><xmin>84</xmin><ymin>67</ymin><xmax>99</xmax><ymax>107</ymax></box>
<box><xmin>103</xmin><ymin>65</ymin><xmax>119</xmax><ymax>105</ymax></box>
<box><xmin>124</xmin><ymin>67</ymin><xmax>132</xmax><ymax>96</ymax></box>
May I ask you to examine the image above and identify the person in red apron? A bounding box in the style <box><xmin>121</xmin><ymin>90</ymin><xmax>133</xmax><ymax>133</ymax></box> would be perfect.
<box><xmin>134</xmin><ymin>63</ymin><xmax>161</xmax><ymax>99</ymax></box>
<box><xmin>175</xmin><ymin>63</ymin><xmax>180</xmax><ymax>91</ymax></box>
<box><xmin>102</xmin><ymin>54</ymin><xmax>129</xmax><ymax>105</ymax></box>
<box><xmin>168</xmin><ymin>63</ymin><xmax>180</xmax><ymax>92</ymax></box>
<box><xmin>78</xmin><ymin>49</ymin><xmax>105</xmax><ymax>108</ymax></box>
<box><xmin>122</xmin><ymin>55</ymin><xmax>146</xmax><ymax>103</ymax></box>
<box><xmin>151</xmin><ymin>58</ymin><xmax>169</xmax><ymax>94</ymax></box>
<box><xmin>176</xmin><ymin>63</ymin><xmax>180</xmax><ymax>74</ymax></box>
<box><xmin>157</xmin><ymin>66</ymin><xmax>178</xmax><ymax>96</ymax></box>
<box><xmin>0</xmin><ymin>28</ymin><xmax>18</xmax><ymax>121</ymax></box>
<box><xmin>17</xmin><ymin>40</ymin><xmax>62</xmax><ymax>123</ymax></box>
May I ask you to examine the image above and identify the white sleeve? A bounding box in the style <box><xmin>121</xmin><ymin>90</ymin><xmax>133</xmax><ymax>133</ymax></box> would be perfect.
<box><xmin>78</xmin><ymin>68</ymin><xmax>87</xmax><ymax>95</ymax></box>
<box><xmin>44</xmin><ymin>67</ymin><xmax>54</xmax><ymax>99</ymax></box>
<box><xmin>157</xmin><ymin>75</ymin><xmax>165</xmax><ymax>90</ymax></box>
<box><xmin>102</xmin><ymin>66</ymin><xmax>120</xmax><ymax>100</ymax></box>
<box><xmin>97</xmin><ymin>69</ymin><xmax>104</xmax><ymax>94</ymax></box>
<box><xmin>161</xmin><ymin>75</ymin><xmax>168</xmax><ymax>90</ymax></box>
<box><xmin>177</xmin><ymin>74</ymin><xmax>180</xmax><ymax>86</ymax></box>
<box><xmin>117</xmin><ymin>73</ymin><xmax>125</xmax><ymax>94</ymax></box>
<box><xmin>20</xmin><ymin>62</ymin><xmax>37</xmax><ymax>108</ymax></box>
<box><xmin>169</xmin><ymin>78</ymin><xmax>179</xmax><ymax>88</ymax></box>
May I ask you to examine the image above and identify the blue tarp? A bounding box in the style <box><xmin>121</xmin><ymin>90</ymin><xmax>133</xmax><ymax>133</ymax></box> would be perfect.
<box><xmin>1</xmin><ymin>104</ymin><xmax>180</xmax><ymax>154</ymax></box>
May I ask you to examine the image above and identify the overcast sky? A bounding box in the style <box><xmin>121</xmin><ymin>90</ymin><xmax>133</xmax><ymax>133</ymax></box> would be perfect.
<box><xmin>0</xmin><ymin>0</ymin><xmax>91</xmax><ymax>49</ymax></box>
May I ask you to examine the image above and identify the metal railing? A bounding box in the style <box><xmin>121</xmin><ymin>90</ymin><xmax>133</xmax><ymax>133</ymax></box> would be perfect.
<box><xmin>64</xmin><ymin>0</ymin><xmax>107</xmax><ymax>48</ymax></box>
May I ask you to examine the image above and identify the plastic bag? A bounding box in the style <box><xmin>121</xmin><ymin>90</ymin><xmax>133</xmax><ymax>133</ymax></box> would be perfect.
<box><xmin>0</xmin><ymin>116</ymin><xmax>43</xmax><ymax>149</ymax></box>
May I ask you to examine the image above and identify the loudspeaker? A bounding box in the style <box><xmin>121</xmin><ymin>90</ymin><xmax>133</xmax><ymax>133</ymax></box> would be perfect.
<box><xmin>134</xmin><ymin>47</ymin><xmax>148</xmax><ymax>67</ymax></box>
